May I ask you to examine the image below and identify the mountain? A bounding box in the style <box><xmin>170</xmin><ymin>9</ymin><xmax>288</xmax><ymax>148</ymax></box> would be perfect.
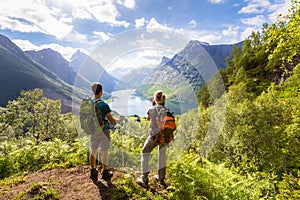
<box><xmin>134</xmin><ymin>40</ymin><xmax>242</xmax><ymax>113</ymax></box>
<box><xmin>160</xmin><ymin>56</ymin><xmax>171</xmax><ymax>65</ymax></box>
<box><xmin>0</xmin><ymin>34</ymin><xmax>81</xmax><ymax>113</ymax></box>
<box><xmin>201</xmin><ymin>41</ymin><xmax>243</xmax><ymax>69</ymax></box>
<box><xmin>110</xmin><ymin>67</ymin><xmax>154</xmax><ymax>89</ymax></box>
<box><xmin>25</xmin><ymin>49</ymin><xmax>93</xmax><ymax>98</ymax></box>
<box><xmin>107</xmin><ymin>56</ymin><xmax>171</xmax><ymax>89</ymax></box>
<box><xmin>142</xmin><ymin>40</ymin><xmax>210</xmax><ymax>94</ymax></box>
<box><xmin>26</xmin><ymin>49</ymin><xmax>77</xmax><ymax>85</ymax></box>
<box><xmin>70</xmin><ymin>50</ymin><xmax>128</xmax><ymax>93</ymax></box>
<box><xmin>123</xmin><ymin>41</ymin><xmax>240</xmax><ymax>94</ymax></box>
<box><xmin>141</xmin><ymin>40</ymin><xmax>242</xmax><ymax>90</ymax></box>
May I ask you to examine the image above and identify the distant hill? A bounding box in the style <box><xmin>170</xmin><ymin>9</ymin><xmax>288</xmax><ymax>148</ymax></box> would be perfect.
<box><xmin>26</xmin><ymin>48</ymin><xmax>77</xmax><ymax>85</ymax></box>
<box><xmin>25</xmin><ymin>49</ymin><xmax>95</xmax><ymax>100</ymax></box>
<box><xmin>0</xmin><ymin>32</ymin><xmax>241</xmax><ymax>114</ymax></box>
<box><xmin>0</xmin><ymin>34</ymin><xmax>78</xmax><ymax>113</ymax></box>
<box><xmin>70</xmin><ymin>50</ymin><xmax>129</xmax><ymax>93</ymax></box>
<box><xmin>201</xmin><ymin>41</ymin><xmax>243</xmax><ymax>69</ymax></box>
<box><xmin>124</xmin><ymin>40</ymin><xmax>241</xmax><ymax>93</ymax></box>
<box><xmin>134</xmin><ymin>40</ymin><xmax>242</xmax><ymax>113</ymax></box>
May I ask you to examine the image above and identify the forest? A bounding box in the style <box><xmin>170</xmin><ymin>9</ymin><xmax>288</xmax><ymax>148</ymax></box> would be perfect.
<box><xmin>0</xmin><ymin>1</ymin><xmax>299</xmax><ymax>199</ymax></box>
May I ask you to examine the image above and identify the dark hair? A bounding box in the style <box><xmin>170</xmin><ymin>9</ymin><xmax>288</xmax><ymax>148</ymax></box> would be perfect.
<box><xmin>93</xmin><ymin>83</ymin><xmax>102</xmax><ymax>95</ymax></box>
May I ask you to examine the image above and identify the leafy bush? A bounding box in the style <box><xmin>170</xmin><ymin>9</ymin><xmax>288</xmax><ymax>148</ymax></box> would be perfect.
<box><xmin>0</xmin><ymin>138</ymin><xmax>88</xmax><ymax>179</ymax></box>
<box><xmin>168</xmin><ymin>154</ymin><xmax>276</xmax><ymax>199</ymax></box>
<box><xmin>276</xmin><ymin>171</ymin><xmax>300</xmax><ymax>200</ymax></box>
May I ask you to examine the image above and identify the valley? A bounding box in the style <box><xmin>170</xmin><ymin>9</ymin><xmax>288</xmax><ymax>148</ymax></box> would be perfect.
<box><xmin>0</xmin><ymin>33</ymin><xmax>237</xmax><ymax>115</ymax></box>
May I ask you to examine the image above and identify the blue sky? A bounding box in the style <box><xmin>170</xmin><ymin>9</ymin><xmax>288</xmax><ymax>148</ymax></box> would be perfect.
<box><xmin>0</xmin><ymin>0</ymin><xmax>291</xmax><ymax>64</ymax></box>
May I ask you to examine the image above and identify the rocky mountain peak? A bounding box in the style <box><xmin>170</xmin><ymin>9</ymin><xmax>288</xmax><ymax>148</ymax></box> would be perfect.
<box><xmin>70</xmin><ymin>49</ymin><xmax>86</xmax><ymax>62</ymax></box>
<box><xmin>185</xmin><ymin>40</ymin><xmax>209</xmax><ymax>50</ymax></box>
<box><xmin>0</xmin><ymin>34</ymin><xmax>30</xmax><ymax>61</ymax></box>
<box><xmin>160</xmin><ymin>56</ymin><xmax>171</xmax><ymax>65</ymax></box>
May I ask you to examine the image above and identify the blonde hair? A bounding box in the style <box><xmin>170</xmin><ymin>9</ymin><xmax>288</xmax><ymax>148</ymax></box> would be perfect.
<box><xmin>154</xmin><ymin>90</ymin><xmax>166</xmax><ymax>105</ymax></box>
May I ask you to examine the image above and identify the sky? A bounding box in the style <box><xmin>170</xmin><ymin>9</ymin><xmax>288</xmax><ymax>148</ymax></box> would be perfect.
<box><xmin>0</xmin><ymin>0</ymin><xmax>292</xmax><ymax>69</ymax></box>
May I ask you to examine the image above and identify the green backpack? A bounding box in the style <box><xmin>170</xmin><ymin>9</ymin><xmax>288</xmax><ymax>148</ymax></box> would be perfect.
<box><xmin>79</xmin><ymin>98</ymin><xmax>104</xmax><ymax>135</ymax></box>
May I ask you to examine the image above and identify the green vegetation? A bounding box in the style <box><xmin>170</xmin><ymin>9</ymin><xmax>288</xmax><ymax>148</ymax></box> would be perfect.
<box><xmin>15</xmin><ymin>182</ymin><xmax>60</xmax><ymax>200</ymax></box>
<box><xmin>1</xmin><ymin>1</ymin><xmax>300</xmax><ymax>199</ymax></box>
<box><xmin>136</xmin><ymin>83</ymin><xmax>178</xmax><ymax>101</ymax></box>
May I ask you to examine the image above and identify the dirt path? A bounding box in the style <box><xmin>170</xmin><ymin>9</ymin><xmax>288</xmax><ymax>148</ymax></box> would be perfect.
<box><xmin>0</xmin><ymin>165</ymin><xmax>124</xmax><ymax>200</ymax></box>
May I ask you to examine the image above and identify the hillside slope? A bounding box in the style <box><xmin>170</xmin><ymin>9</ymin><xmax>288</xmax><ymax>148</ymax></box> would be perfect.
<box><xmin>0</xmin><ymin>34</ymin><xmax>77</xmax><ymax>113</ymax></box>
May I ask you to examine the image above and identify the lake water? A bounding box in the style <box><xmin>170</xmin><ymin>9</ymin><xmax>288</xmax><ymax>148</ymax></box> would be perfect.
<box><xmin>108</xmin><ymin>89</ymin><xmax>198</xmax><ymax>117</ymax></box>
<box><xmin>108</xmin><ymin>89</ymin><xmax>152</xmax><ymax>117</ymax></box>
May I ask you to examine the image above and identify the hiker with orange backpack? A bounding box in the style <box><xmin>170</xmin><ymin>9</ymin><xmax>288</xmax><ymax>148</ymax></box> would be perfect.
<box><xmin>136</xmin><ymin>90</ymin><xmax>176</xmax><ymax>189</ymax></box>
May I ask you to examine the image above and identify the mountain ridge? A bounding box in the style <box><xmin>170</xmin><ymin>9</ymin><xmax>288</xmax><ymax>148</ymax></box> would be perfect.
<box><xmin>0</xmin><ymin>34</ymin><xmax>81</xmax><ymax>113</ymax></box>
<box><xmin>0</xmin><ymin>32</ymin><xmax>242</xmax><ymax>114</ymax></box>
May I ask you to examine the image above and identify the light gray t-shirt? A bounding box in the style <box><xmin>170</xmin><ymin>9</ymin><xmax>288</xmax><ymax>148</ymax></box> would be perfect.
<box><xmin>147</xmin><ymin>105</ymin><xmax>165</xmax><ymax>136</ymax></box>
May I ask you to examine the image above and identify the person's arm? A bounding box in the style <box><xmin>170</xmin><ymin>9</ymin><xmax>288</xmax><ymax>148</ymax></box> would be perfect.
<box><xmin>106</xmin><ymin>112</ymin><xmax>123</xmax><ymax>125</ymax></box>
<box><xmin>146</xmin><ymin>109</ymin><xmax>150</xmax><ymax>121</ymax></box>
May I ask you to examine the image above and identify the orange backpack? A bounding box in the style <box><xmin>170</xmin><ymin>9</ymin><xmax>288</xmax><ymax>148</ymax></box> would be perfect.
<box><xmin>155</xmin><ymin>107</ymin><xmax>176</xmax><ymax>145</ymax></box>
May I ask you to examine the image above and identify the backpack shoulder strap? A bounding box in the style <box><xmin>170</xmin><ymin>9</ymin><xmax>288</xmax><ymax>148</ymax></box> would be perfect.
<box><xmin>94</xmin><ymin>99</ymin><xmax>102</xmax><ymax>104</ymax></box>
<box><xmin>94</xmin><ymin>99</ymin><xmax>102</xmax><ymax>108</ymax></box>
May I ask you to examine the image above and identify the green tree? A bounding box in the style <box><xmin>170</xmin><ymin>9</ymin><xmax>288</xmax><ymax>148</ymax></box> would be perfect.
<box><xmin>3</xmin><ymin>89</ymin><xmax>78</xmax><ymax>144</ymax></box>
<box><xmin>265</xmin><ymin>1</ymin><xmax>300</xmax><ymax>77</ymax></box>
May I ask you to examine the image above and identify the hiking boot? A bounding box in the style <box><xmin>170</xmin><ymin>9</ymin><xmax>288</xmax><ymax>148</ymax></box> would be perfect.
<box><xmin>90</xmin><ymin>168</ymin><xmax>98</xmax><ymax>182</ymax></box>
<box><xmin>159</xmin><ymin>180</ymin><xmax>168</xmax><ymax>189</ymax></box>
<box><xmin>136</xmin><ymin>176</ymin><xmax>149</xmax><ymax>188</ymax></box>
<box><xmin>154</xmin><ymin>175</ymin><xmax>168</xmax><ymax>189</ymax></box>
<box><xmin>102</xmin><ymin>169</ymin><xmax>113</xmax><ymax>181</ymax></box>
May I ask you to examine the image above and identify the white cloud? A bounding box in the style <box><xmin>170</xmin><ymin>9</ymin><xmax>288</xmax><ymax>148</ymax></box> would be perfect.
<box><xmin>134</xmin><ymin>37</ymin><xmax>169</xmax><ymax>49</ymax></box>
<box><xmin>137</xmin><ymin>49</ymin><xmax>164</xmax><ymax>61</ymax></box>
<box><xmin>268</xmin><ymin>0</ymin><xmax>291</xmax><ymax>22</ymax></box>
<box><xmin>241</xmin><ymin>15</ymin><xmax>266</xmax><ymax>26</ymax></box>
<box><xmin>0</xmin><ymin>0</ymin><xmax>131</xmax><ymax>45</ymax></box>
<box><xmin>221</xmin><ymin>26</ymin><xmax>241</xmax><ymax>44</ymax></box>
<box><xmin>117</xmin><ymin>0</ymin><xmax>136</xmax><ymax>9</ymax></box>
<box><xmin>238</xmin><ymin>0</ymin><xmax>271</xmax><ymax>14</ymax></box>
<box><xmin>135</xmin><ymin>18</ymin><xmax>146</xmax><ymax>28</ymax></box>
<box><xmin>107</xmin><ymin>49</ymin><xmax>173</xmax><ymax>73</ymax></box>
<box><xmin>181</xmin><ymin>29</ymin><xmax>220</xmax><ymax>44</ymax></box>
<box><xmin>12</xmin><ymin>39</ymin><xmax>39</xmax><ymax>51</ymax></box>
<box><xmin>87</xmin><ymin>3</ymin><xmax>130</xmax><ymax>27</ymax></box>
<box><xmin>238</xmin><ymin>4</ymin><xmax>264</xmax><ymax>14</ymax></box>
<box><xmin>236</xmin><ymin>0</ymin><xmax>291</xmax><ymax>43</ymax></box>
<box><xmin>12</xmin><ymin>39</ymin><xmax>82</xmax><ymax>61</ymax></box>
<box><xmin>188</xmin><ymin>20</ymin><xmax>197</xmax><ymax>28</ymax></box>
<box><xmin>0</xmin><ymin>16</ymin><xmax>42</xmax><ymax>33</ymax></box>
<box><xmin>64</xmin><ymin>31</ymin><xmax>89</xmax><ymax>44</ymax></box>
<box><xmin>93</xmin><ymin>31</ymin><xmax>112</xmax><ymax>42</ymax></box>
<box><xmin>72</xmin><ymin>8</ymin><xmax>93</xmax><ymax>19</ymax></box>
<box><xmin>0</xmin><ymin>0</ymin><xmax>73</xmax><ymax>40</ymax></box>
<box><xmin>208</xmin><ymin>0</ymin><xmax>226</xmax><ymax>4</ymax></box>
<box><xmin>146</xmin><ymin>18</ymin><xmax>170</xmax><ymax>30</ymax></box>
<box><xmin>222</xmin><ymin>26</ymin><xmax>239</xmax><ymax>37</ymax></box>
<box><xmin>237</xmin><ymin>0</ymin><xmax>291</xmax><ymax>40</ymax></box>
<box><xmin>240</xmin><ymin>26</ymin><xmax>260</xmax><ymax>40</ymax></box>
<box><xmin>181</xmin><ymin>26</ymin><xmax>243</xmax><ymax>45</ymax></box>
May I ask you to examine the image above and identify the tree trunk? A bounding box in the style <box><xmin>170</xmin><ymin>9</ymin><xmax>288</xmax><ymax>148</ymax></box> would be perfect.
<box><xmin>283</xmin><ymin>154</ymin><xmax>288</xmax><ymax>174</ymax></box>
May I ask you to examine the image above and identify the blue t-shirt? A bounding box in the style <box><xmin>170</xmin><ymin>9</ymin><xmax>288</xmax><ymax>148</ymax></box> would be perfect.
<box><xmin>92</xmin><ymin>98</ymin><xmax>111</xmax><ymax>131</ymax></box>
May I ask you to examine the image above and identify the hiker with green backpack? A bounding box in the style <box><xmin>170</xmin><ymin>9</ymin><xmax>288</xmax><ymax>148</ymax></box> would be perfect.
<box><xmin>136</xmin><ymin>90</ymin><xmax>176</xmax><ymax>189</ymax></box>
<box><xmin>81</xmin><ymin>82</ymin><xmax>124</xmax><ymax>182</ymax></box>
